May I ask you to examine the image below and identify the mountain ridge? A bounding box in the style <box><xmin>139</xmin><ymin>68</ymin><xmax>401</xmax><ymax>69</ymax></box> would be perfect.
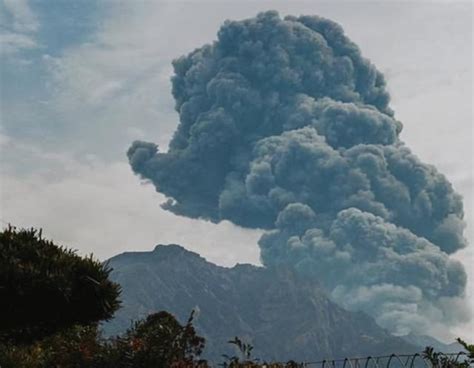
<box><xmin>104</xmin><ymin>244</ymin><xmax>419</xmax><ymax>361</ymax></box>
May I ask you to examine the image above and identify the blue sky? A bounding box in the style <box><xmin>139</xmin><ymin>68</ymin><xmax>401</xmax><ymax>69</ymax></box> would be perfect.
<box><xmin>0</xmin><ymin>0</ymin><xmax>472</xmax><ymax>340</ymax></box>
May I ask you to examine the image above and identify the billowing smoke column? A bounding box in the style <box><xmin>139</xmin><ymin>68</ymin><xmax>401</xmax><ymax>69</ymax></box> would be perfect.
<box><xmin>128</xmin><ymin>11</ymin><xmax>469</xmax><ymax>335</ymax></box>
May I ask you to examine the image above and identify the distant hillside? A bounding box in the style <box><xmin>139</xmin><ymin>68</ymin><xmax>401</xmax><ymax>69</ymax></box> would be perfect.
<box><xmin>401</xmin><ymin>334</ymin><xmax>465</xmax><ymax>354</ymax></box>
<box><xmin>103</xmin><ymin>244</ymin><xmax>417</xmax><ymax>362</ymax></box>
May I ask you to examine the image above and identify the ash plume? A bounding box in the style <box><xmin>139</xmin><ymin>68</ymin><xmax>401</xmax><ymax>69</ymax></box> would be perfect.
<box><xmin>128</xmin><ymin>11</ymin><xmax>469</xmax><ymax>336</ymax></box>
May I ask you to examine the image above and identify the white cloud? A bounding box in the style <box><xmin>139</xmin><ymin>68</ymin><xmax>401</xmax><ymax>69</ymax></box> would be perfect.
<box><xmin>0</xmin><ymin>31</ymin><xmax>37</xmax><ymax>55</ymax></box>
<box><xmin>0</xmin><ymin>0</ymin><xmax>39</xmax><ymax>56</ymax></box>
<box><xmin>2</xmin><ymin>0</ymin><xmax>39</xmax><ymax>33</ymax></box>
<box><xmin>0</xmin><ymin>140</ymin><xmax>262</xmax><ymax>267</ymax></box>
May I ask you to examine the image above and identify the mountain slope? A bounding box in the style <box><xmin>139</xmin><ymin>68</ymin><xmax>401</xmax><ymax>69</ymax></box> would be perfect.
<box><xmin>103</xmin><ymin>244</ymin><xmax>417</xmax><ymax>361</ymax></box>
<box><xmin>401</xmin><ymin>334</ymin><xmax>465</xmax><ymax>354</ymax></box>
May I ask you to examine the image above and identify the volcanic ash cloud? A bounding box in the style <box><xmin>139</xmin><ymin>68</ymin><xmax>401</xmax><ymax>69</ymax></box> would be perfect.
<box><xmin>127</xmin><ymin>11</ymin><xmax>469</xmax><ymax>336</ymax></box>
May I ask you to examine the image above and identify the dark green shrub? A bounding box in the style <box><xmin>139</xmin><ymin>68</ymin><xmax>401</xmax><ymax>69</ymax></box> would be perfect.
<box><xmin>0</xmin><ymin>324</ymin><xmax>106</xmax><ymax>368</ymax></box>
<box><xmin>0</xmin><ymin>310</ymin><xmax>207</xmax><ymax>368</ymax></box>
<box><xmin>106</xmin><ymin>310</ymin><xmax>206</xmax><ymax>367</ymax></box>
<box><xmin>0</xmin><ymin>226</ymin><xmax>121</xmax><ymax>344</ymax></box>
<box><xmin>423</xmin><ymin>338</ymin><xmax>474</xmax><ymax>368</ymax></box>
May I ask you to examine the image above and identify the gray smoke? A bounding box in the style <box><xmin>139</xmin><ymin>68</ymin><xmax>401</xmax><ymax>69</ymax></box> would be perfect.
<box><xmin>127</xmin><ymin>11</ymin><xmax>469</xmax><ymax>336</ymax></box>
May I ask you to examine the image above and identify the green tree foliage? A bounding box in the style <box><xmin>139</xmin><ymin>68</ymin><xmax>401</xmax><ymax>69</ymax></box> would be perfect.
<box><xmin>0</xmin><ymin>324</ymin><xmax>108</xmax><ymax>368</ymax></box>
<box><xmin>0</xmin><ymin>311</ymin><xmax>207</xmax><ymax>368</ymax></box>
<box><xmin>423</xmin><ymin>338</ymin><xmax>474</xmax><ymax>368</ymax></box>
<box><xmin>106</xmin><ymin>310</ymin><xmax>206</xmax><ymax>367</ymax></box>
<box><xmin>222</xmin><ymin>337</ymin><xmax>256</xmax><ymax>367</ymax></box>
<box><xmin>0</xmin><ymin>225</ymin><xmax>207</xmax><ymax>367</ymax></box>
<box><xmin>0</xmin><ymin>226</ymin><xmax>121</xmax><ymax>344</ymax></box>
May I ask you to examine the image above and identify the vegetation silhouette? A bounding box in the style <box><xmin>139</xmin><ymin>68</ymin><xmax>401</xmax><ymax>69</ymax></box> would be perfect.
<box><xmin>423</xmin><ymin>339</ymin><xmax>473</xmax><ymax>368</ymax></box>
<box><xmin>0</xmin><ymin>226</ymin><xmax>206</xmax><ymax>367</ymax></box>
<box><xmin>0</xmin><ymin>226</ymin><xmax>471</xmax><ymax>368</ymax></box>
<box><xmin>0</xmin><ymin>225</ymin><xmax>121</xmax><ymax>344</ymax></box>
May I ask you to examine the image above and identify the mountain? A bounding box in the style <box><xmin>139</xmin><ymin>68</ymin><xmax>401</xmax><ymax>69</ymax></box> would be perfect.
<box><xmin>103</xmin><ymin>244</ymin><xmax>417</xmax><ymax>362</ymax></box>
<box><xmin>401</xmin><ymin>334</ymin><xmax>465</xmax><ymax>354</ymax></box>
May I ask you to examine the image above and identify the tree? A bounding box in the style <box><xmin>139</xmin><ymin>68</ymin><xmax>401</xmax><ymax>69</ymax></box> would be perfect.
<box><xmin>423</xmin><ymin>339</ymin><xmax>474</xmax><ymax>368</ymax></box>
<box><xmin>107</xmin><ymin>310</ymin><xmax>206</xmax><ymax>368</ymax></box>
<box><xmin>0</xmin><ymin>324</ymin><xmax>108</xmax><ymax>368</ymax></box>
<box><xmin>0</xmin><ymin>226</ymin><xmax>121</xmax><ymax>344</ymax></box>
<box><xmin>1</xmin><ymin>310</ymin><xmax>208</xmax><ymax>368</ymax></box>
<box><xmin>0</xmin><ymin>225</ymin><xmax>208</xmax><ymax>367</ymax></box>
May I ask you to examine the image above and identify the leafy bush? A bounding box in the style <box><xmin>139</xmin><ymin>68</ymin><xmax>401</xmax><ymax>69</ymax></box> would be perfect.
<box><xmin>105</xmin><ymin>310</ymin><xmax>206</xmax><ymax>367</ymax></box>
<box><xmin>0</xmin><ymin>311</ymin><xmax>207</xmax><ymax>368</ymax></box>
<box><xmin>0</xmin><ymin>225</ymin><xmax>207</xmax><ymax>367</ymax></box>
<box><xmin>423</xmin><ymin>339</ymin><xmax>474</xmax><ymax>368</ymax></box>
<box><xmin>0</xmin><ymin>226</ymin><xmax>121</xmax><ymax>344</ymax></box>
<box><xmin>0</xmin><ymin>324</ymin><xmax>107</xmax><ymax>368</ymax></box>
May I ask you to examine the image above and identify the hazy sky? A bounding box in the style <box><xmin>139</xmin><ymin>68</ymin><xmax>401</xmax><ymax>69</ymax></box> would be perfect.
<box><xmin>0</xmin><ymin>0</ymin><xmax>472</xmax><ymax>340</ymax></box>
